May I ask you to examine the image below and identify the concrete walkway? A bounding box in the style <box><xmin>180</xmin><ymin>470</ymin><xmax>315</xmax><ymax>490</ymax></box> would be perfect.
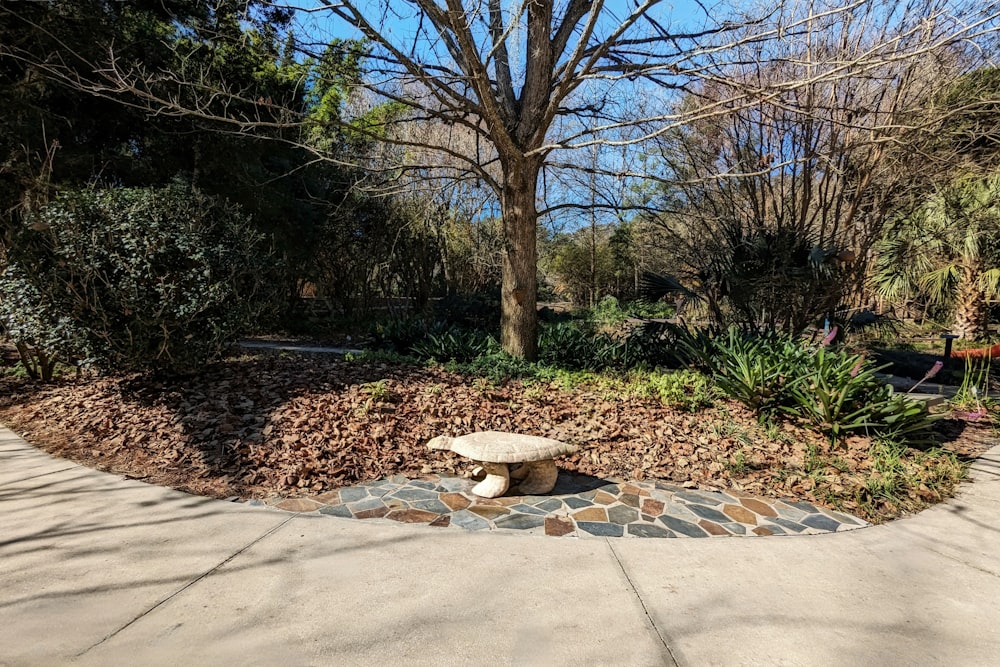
<box><xmin>2</xmin><ymin>425</ymin><xmax>998</xmax><ymax>666</ymax></box>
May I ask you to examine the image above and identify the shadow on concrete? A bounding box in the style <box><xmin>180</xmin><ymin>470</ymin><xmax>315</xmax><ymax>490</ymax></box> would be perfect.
<box><xmin>0</xmin><ymin>456</ymin><xmax>423</xmax><ymax>634</ymax></box>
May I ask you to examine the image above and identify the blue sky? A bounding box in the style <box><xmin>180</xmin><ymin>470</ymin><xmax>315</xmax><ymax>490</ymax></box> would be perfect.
<box><xmin>282</xmin><ymin>1</ymin><xmax>725</xmax><ymax>52</ymax></box>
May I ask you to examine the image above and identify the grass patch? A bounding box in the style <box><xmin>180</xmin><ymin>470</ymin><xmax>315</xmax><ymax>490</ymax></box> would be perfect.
<box><xmin>626</xmin><ymin>369</ymin><xmax>716</xmax><ymax>412</ymax></box>
<box><xmin>854</xmin><ymin>438</ymin><xmax>967</xmax><ymax>521</ymax></box>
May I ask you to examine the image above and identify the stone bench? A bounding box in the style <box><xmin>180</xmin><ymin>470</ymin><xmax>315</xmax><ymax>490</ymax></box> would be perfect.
<box><xmin>428</xmin><ymin>431</ymin><xmax>578</xmax><ymax>498</ymax></box>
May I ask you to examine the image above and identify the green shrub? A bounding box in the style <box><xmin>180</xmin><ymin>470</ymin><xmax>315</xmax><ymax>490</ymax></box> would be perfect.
<box><xmin>783</xmin><ymin>347</ymin><xmax>940</xmax><ymax>443</ymax></box>
<box><xmin>536</xmin><ymin>319</ymin><xmax>712</xmax><ymax>372</ymax></box>
<box><xmin>443</xmin><ymin>351</ymin><xmax>536</xmax><ymax>383</ymax></box>
<box><xmin>0</xmin><ymin>272</ymin><xmax>65</xmax><ymax>380</ymax></box>
<box><xmin>620</xmin><ymin>322</ymin><xmax>677</xmax><ymax>368</ymax></box>
<box><xmin>869</xmin><ymin>392</ymin><xmax>942</xmax><ymax>448</ymax></box>
<box><xmin>783</xmin><ymin>346</ymin><xmax>889</xmax><ymax>438</ymax></box>
<box><xmin>708</xmin><ymin>329</ymin><xmax>808</xmax><ymax>412</ymax></box>
<box><xmin>368</xmin><ymin>317</ymin><xmax>431</xmax><ymax>353</ymax></box>
<box><xmin>625</xmin><ymin>299</ymin><xmax>675</xmax><ymax>320</ymax></box>
<box><xmin>703</xmin><ymin>327</ymin><xmax>939</xmax><ymax>445</ymax></box>
<box><xmin>629</xmin><ymin>369</ymin><xmax>715</xmax><ymax>412</ymax></box>
<box><xmin>628</xmin><ymin>321</ymin><xmax>720</xmax><ymax>370</ymax></box>
<box><xmin>538</xmin><ymin>321</ymin><xmax>600</xmax><ymax>369</ymax></box>
<box><xmin>590</xmin><ymin>295</ymin><xmax>628</xmax><ymax>325</ymax></box>
<box><xmin>410</xmin><ymin>327</ymin><xmax>497</xmax><ymax>363</ymax></box>
<box><xmin>0</xmin><ymin>183</ymin><xmax>282</xmax><ymax>375</ymax></box>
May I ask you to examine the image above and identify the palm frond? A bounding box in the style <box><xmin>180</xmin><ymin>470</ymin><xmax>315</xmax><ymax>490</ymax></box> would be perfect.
<box><xmin>978</xmin><ymin>268</ymin><xmax>1000</xmax><ymax>300</ymax></box>
<box><xmin>639</xmin><ymin>271</ymin><xmax>702</xmax><ymax>303</ymax></box>
<box><xmin>917</xmin><ymin>265</ymin><xmax>961</xmax><ymax>305</ymax></box>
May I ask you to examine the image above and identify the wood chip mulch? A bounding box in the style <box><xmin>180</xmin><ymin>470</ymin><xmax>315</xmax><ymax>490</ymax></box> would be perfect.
<box><xmin>0</xmin><ymin>352</ymin><xmax>992</xmax><ymax>523</ymax></box>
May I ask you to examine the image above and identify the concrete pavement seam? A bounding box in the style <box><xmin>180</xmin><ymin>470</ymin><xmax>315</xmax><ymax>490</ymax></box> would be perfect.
<box><xmin>75</xmin><ymin>512</ymin><xmax>297</xmax><ymax>657</ymax></box>
<box><xmin>606</xmin><ymin>539</ymin><xmax>680</xmax><ymax>667</ymax></box>
<box><xmin>922</xmin><ymin>544</ymin><xmax>1000</xmax><ymax>579</ymax></box>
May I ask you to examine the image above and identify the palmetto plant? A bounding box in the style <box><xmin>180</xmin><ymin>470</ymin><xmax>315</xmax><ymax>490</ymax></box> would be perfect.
<box><xmin>873</xmin><ymin>175</ymin><xmax>1000</xmax><ymax>340</ymax></box>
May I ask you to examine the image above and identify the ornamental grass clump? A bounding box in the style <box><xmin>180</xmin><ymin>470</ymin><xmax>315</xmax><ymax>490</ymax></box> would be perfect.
<box><xmin>783</xmin><ymin>346</ymin><xmax>891</xmax><ymax>439</ymax></box>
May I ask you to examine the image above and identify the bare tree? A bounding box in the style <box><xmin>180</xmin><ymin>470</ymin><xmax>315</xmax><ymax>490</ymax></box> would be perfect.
<box><xmin>635</xmin><ymin>0</ymin><xmax>1000</xmax><ymax>330</ymax></box>
<box><xmin>305</xmin><ymin>1</ymin><xmax>752</xmax><ymax>357</ymax></box>
<box><xmin>4</xmin><ymin>0</ymin><xmax>1000</xmax><ymax>355</ymax></box>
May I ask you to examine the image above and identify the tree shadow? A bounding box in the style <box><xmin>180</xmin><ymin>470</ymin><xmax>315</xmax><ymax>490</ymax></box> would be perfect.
<box><xmin>107</xmin><ymin>352</ymin><xmax>445</xmax><ymax>496</ymax></box>
<box><xmin>871</xmin><ymin>346</ymin><xmax>963</xmax><ymax>385</ymax></box>
<box><xmin>931</xmin><ymin>417</ymin><xmax>997</xmax><ymax>459</ymax></box>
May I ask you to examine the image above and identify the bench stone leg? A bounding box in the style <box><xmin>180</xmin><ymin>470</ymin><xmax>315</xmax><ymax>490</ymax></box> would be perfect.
<box><xmin>515</xmin><ymin>459</ymin><xmax>558</xmax><ymax>495</ymax></box>
<box><xmin>471</xmin><ymin>462</ymin><xmax>509</xmax><ymax>498</ymax></box>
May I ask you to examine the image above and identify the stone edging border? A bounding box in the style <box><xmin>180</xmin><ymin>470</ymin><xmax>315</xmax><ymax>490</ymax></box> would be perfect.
<box><xmin>256</xmin><ymin>473</ymin><xmax>869</xmax><ymax>538</ymax></box>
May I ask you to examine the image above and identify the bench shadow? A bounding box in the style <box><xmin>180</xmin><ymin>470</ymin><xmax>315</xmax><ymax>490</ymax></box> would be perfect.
<box><xmin>549</xmin><ymin>471</ymin><xmax>618</xmax><ymax>495</ymax></box>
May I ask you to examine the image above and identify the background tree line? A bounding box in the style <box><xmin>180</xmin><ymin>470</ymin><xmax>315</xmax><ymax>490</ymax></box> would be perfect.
<box><xmin>2</xmin><ymin>1</ymin><xmax>1000</xmax><ymax>377</ymax></box>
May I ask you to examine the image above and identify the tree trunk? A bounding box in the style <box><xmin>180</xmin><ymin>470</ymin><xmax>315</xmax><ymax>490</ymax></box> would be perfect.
<box><xmin>953</xmin><ymin>273</ymin><xmax>988</xmax><ymax>340</ymax></box>
<box><xmin>499</xmin><ymin>157</ymin><xmax>541</xmax><ymax>359</ymax></box>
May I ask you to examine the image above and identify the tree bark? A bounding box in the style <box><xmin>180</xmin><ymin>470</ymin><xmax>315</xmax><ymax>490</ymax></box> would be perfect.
<box><xmin>953</xmin><ymin>271</ymin><xmax>988</xmax><ymax>340</ymax></box>
<box><xmin>499</xmin><ymin>156</ymin><xmax>541</xmax><ymax>359</ymax></box>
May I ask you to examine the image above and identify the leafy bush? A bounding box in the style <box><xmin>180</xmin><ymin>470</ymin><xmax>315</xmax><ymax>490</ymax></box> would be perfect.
<box><xmin>620</xmin><ymin>321</ymin><xmax>677</xmax><ymax>368</ymax></box>
<box><xmin>588</xmin><ymin>297</ymin><xmax>675</xmax><ymax>336</ymax></box>
<box><xmin>782</xmin><ymin>346</ymin><xmax>889</xmax><ymax>438</ymax></box>
<box><xmin>0</xmin><ymin>183</ymin><xmax>281</xmax><ymax>375</ymax></box>
<box><xmin>870</xmin><ymin>392</ymin><xmax>942</xmax><ymax>448</ymax></box>
<box><xmin>590</xmin><ymin>295</ymin><xmax>628</xmax><ymax>325</ymax></box>
<box><xmin>621</xmin><ymin>321</ymin><xmax>721</xmax><ymax>370</ymax></box>
<box><xmin>370</xmin><ymin>317</ymin><xmax>497</xmax><ymax>365</ymax></box>
<box><xmin>444</xmin><ymin>351</ymin><xmax>536</xmax><ymax>383</ymax></box>
<box><xmin>0</xmin><ymin>272</ymin><xmax>64</xmax><ymax>380</ymax></box>
<box><xmin>368</xmin><ymin>317</ymin><xmax>432</xmax><ymax>353</ymax></box>
<box><xmin>539</xmin><ymin>320</ymin><xmax>672</xmax><ymax>371</ymax></box>
<box><xmin>537</xmin><ymin>319</ymin><xmax>710</xmax><ymax>372</ymax></box>
<box><xmin>538</xmin><ymin>321</ymin><xmax>601</xmax><ymax>369</ymax></box>
<box><xmin>625</xmin><ymin>299</ymin><xmax>675</xmax><ymax>320</ymax></box>
<box><xmin>783</xmin><ymin>347</ymin><xmax>939</xmax><ymax>444</ymax></box>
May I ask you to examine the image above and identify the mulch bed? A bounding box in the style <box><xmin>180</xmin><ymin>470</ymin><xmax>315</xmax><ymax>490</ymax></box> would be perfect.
<box><xmin>0</xmin><ymin>352</ymin><xmax>992</xmax><ymax>523</ymax></box>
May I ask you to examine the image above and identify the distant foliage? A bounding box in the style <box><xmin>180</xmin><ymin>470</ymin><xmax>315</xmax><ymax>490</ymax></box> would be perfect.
<box><xmin>0</xmin><ymin>183</ymin><xmax>282</xmax><ymax>375</ymax></box>
<box><xmin>589</xmin><ymin>296</ymin><xmax>629</xmax><ymax>325</ymax></box>
<box><xmin>641</xmin><ymin>229</ymin><xmax>847</xmax><ymax>335</ymax></box>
